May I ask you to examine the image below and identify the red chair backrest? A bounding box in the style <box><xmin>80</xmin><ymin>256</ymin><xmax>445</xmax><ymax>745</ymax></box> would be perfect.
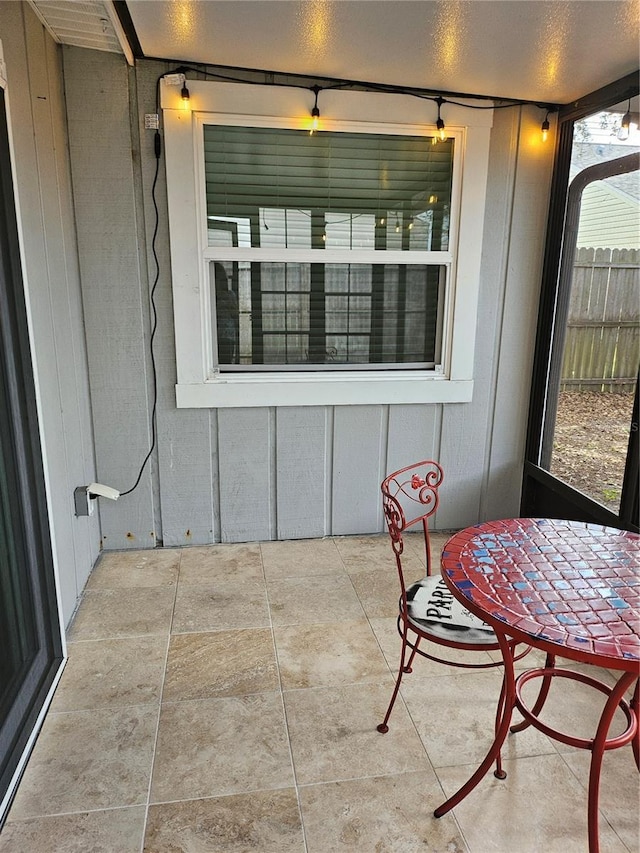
<box><xmin>381</xmin><ymin>460</ymin><xmax>444</xmax><ymax>559</ymax></box>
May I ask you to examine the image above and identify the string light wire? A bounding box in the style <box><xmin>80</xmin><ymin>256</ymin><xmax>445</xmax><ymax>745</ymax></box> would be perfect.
<box><xmin>154</xmin><ymin>61</ymin><xmax>559</xmax><ymax>126</ymax></box>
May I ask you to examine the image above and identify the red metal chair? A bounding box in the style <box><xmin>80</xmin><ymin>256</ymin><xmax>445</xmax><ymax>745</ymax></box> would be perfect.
<box><xmin>377</xmin><ymin>459</ymin><xmax>529</xmax><ymax>740</ymax></box>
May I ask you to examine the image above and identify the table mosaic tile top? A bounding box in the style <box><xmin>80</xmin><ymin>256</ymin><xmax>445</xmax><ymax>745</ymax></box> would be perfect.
<box><xmin>441</xmin><ymin>518</ymin><xmax>640</xmax><ymax>667</ymax></box>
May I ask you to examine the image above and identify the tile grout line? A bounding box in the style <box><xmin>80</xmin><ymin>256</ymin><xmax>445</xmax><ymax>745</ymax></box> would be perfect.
<box><xmin>2</xmin><ymin>802</ymin><xmax>145</xmax><ymax>824</ymax></box>
<box><xmin>259</xmin><ymin>542</ymin><xmax>310</xmax><ymax>853</ymax></box>
<box><xmin>138</xmin><ymin>555</ymin><xmax>182</xmax><ymax>853</ymax></box>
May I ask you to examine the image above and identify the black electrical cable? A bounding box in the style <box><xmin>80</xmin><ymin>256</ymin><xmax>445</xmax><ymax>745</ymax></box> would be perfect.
<box><xmin>118</xmin><ymin>70</ymin><xmax>183</xmax><ymax>497</ymax></box>
<box><xmin>119</xmin><ymin>129</ymin><xmax>161</xmax><ymax>496</ymax></box>
<box><xmin>160</xmin><ymin>61</ymin><xmax>558</xmax><ymax>115</ymax></box>
<box><xmin>153</xmin><ymin>58</ymin><xmax>559</xmax><ymax>108</ymax></box>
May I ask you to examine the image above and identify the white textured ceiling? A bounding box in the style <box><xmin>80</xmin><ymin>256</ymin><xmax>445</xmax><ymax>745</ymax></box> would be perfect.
<box><xmin>125</xmin><ymin>0</ymin><xmax>640</xmax><ymax>104</ymax></box>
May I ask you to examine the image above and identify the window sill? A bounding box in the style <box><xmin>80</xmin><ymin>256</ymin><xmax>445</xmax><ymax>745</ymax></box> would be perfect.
<box><xmin>175</xmin><ymin>373</ymin><xmax>473</xmax><ymax>408</ymax></box>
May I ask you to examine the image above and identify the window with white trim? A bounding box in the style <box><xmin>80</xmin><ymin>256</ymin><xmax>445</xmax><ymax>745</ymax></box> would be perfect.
<box><xmin>162</xmin><ymin>82</ymin><xmax>492</xmax><ymax>407</ymax></box>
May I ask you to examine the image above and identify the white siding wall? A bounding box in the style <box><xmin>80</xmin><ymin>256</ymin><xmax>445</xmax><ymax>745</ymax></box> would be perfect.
<box><xmin>63</xmin><ymin>51</ymin><xmax>554</xmax><ymax>548</ymax></box>
<box><xmin>0</xmin><ymin>5</ymin><xmax>100</xmax><ymax>625</ymax></box>
<box><xmin>577</xmin><ymin>183</ymin><xmax>640</xmax><ymax>249</ymax></box>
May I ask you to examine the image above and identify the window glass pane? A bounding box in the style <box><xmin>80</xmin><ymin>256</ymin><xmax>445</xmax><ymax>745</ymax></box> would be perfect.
<box><xmin>210</xmin><ymin>261</ymin><xmax>443</xmax><ymax>368</ymax></box>
<box><xmin>253</xmin><ymin>207</ymin><xmax>312</xmax><ymax>249</ymax></box>
<box><xmin>204</xmin><ymin>126</ymin><xmax>454</xmax><ymax>252</ymax></box>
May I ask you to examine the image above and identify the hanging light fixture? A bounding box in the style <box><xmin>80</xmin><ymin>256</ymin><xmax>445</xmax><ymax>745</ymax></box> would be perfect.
<box><xmin>541</xmin><ymin>110</ymin><xmax>550</xmax><ymax>142</ymax></box>
<box><xmin>616</xmin><ymin>95</ymin><xmax>639</xmax><ymax>140</ymax></box>
<box><xmin>435</xmin><ymin>96</ymin><xmax>446</xmax><ymax>142</ymax></box>
<box><xmin>310</xmin><ymin>85</ymin><xmax>321</xmax><ymax>135</ymax></box>
<box><xmin>180</xmin><ymin>76</ymin><xmax>190</xmax><ymax>103</ymax></box>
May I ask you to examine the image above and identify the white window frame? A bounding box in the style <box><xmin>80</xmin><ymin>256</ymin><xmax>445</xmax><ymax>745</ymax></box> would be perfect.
<box><xmin>162</xmin><ymin>81</ymin><xmax>493</xmax><ymax>408</ymax></box>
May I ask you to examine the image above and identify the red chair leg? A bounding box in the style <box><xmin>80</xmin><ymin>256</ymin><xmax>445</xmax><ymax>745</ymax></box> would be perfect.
<box><xmin>378</xmin><ymin>628</ymin><xmax>415</xmax><ymax>733</ymax></box>
<box><xmin>403</xmin><ymin>637</ymin><xmax>421</xmax><ymax>673</ymax></box>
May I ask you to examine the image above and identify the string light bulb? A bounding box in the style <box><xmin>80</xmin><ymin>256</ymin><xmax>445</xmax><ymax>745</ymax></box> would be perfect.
<box><xmin>310</xmin><ymin>85</ymin><xmax>321</xmax><ymax>135</ymax></box>
<box><xmin>435</xmin><ymin>96</ymin><xmax>446</xmax><ymax>142</ymax></box>
<box><xmin>621</xmin><ymin>97</ymin><xmax>632</xmax><ymax>137</ymax></box>
<box><xmin>181</xmin><ymin>82</ymin><xmax>190</xmax><ymax>103</ymax></box>
<box><xmin>541</xmin><ymin>111</ymin><xmax>550</xmax><ymax>142</ymax></box>
<box><xmin>395</xmin><ymin>217</ymin><xmax>400</xmax><ymax>233</ymax></box>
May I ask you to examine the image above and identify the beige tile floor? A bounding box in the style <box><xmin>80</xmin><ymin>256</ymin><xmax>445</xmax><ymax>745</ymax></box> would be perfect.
<box><xmin>1</xmin><ymin>534</ymin><xmax>638</xmax><ymax>852</ymax></box>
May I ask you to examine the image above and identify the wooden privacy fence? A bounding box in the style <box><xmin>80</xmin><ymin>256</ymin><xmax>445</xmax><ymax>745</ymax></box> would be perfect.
<box><xmin>561</xmin><ymin>247</ymin><xmax>639</xmax><ymax>392</ymax></box>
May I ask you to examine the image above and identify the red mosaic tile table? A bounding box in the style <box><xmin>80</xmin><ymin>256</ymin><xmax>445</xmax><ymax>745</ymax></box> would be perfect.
<box><xmin>435</xmin><ymin>518</ymin><xmax>639</xmax><ymax>853</ymax></box>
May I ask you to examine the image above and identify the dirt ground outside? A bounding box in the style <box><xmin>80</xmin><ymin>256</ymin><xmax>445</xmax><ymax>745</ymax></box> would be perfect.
<box><xmin>550</xmin><ymin>390</ymin><xmax>636</xmax><ymax>513</ymax></box>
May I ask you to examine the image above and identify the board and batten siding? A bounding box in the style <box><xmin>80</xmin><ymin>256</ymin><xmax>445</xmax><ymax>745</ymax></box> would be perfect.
<box><xmin>62</xmin><ymin>51</ymin><xmax>554</xmax><ymax>548</ymax></box>
<box><xmin>0</xmin><ymin>6</ymin><xmax>100</xmax><ymax>625</ymax></box>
